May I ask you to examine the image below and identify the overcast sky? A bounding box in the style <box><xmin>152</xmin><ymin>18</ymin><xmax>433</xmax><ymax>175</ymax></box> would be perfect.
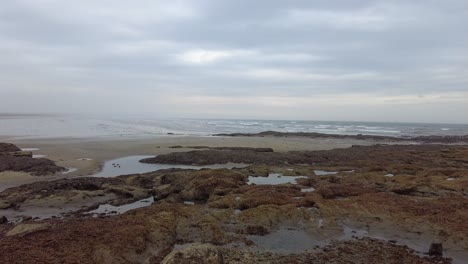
<box><xmin>0</xmin><ymin>0</ymin><xmax>467</xmax><ymax>123</ymax></box>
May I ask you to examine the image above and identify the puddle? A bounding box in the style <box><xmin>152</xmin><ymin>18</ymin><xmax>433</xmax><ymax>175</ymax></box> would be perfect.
<box><xmin>247</xmin><ymin>173</ymin><xmax>307</xmax><ymax>185</ymax></box>
<box><xmin>20</xmin><ymin>148</ymin><xmax>39</xmax><ymax>151</ymax></box>
<box><xmin>2</xmin><ymin>208</ymin><xmax>68</xmax><ymax>224</ymax></box>
<box><xmin>385</xmin><ymin>173</ymin><xmax>395</xmax><ymax>177</ymax></box>
<box><xmin>249</xmin><ymin>228</ymin><xmax>324</xmax><ymax>253</ymax></box>
<box><xmin>337</xmin><ymin>224</ymin><xmax>468</xmax><ymax>264</ymax></box>
<box><xmin>32</xmin><ymin>154</ymin><xmax>47</xmax><ymax>158</ymax></box>
<box><xmin>86</xmin><ymin>196</ymin><xmax>154</xmax><ymax>216</ymax></box>
<box><xmin>77</xmin><ymin>158</ymin><xmax>93</xmax><ymax>161</ymax></box>
<box><xmin>92</xmin><ymin>155</ymin><xmax>247</xmax><ymax>178</ymax></box>
<box><xmin>314</xmin><ymin>170</ymin><xmax>338</xmax><ymax>176</ymax></box>
<box><xmin>301</xmin><ymin>187</ymin><xmax>315</xmax><ymax>192</ymax></box>
<box><xmin>183</xmin><ymin>201</ymin><xmax>195</xmax><ymax>205</ymax></box>
<box><xmin>446</xmin><ymin>178</ymin><xmax>455</xmax><ymax>181</ymax></box>
<box><xmin>63</xmin><ymin>168</ymin><xmax>77</xmax><ymax>174</ymax></box>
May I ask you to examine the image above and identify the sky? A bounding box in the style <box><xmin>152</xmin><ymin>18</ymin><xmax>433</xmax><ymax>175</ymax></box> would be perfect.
<box><xmin>0</xmin><ymin>0</ymin><xmax>467</xmax><ymax>123</ymax></box>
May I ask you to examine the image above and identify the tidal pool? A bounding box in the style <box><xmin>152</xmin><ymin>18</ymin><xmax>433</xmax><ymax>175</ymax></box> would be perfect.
<box><xmin>247</xmin><ymin>173</ymin><xmax>307</xmax><ymax>185</ymax></box>
<box><xmin>63</xmin><ymin>168</ymin><xmax>77</xmax><ymax>174</ymax></box>
<box><xmin>314</xmin><ymin>170</ymin><xmax>338</xmax><ymax>176</ymax></box>
<box><xmin>86</xmin><ymin>196</ymin><xmax>155</xmax><ymax>216</ymax></box>
<box><xmin>301</xmin><ymin>187</ymin><xmax>315</xmax><ymax>192</ymax></box>
<box><xmin>92</xmin><ymin>155</ymin><xmax>248</xmax><ymax>178</ymax></box>
<box><xmin>248</xmin><ymin>228</ymin><xmax>324</xmax><ymax>253</ymax></box>
<box><xmin>20</xmin><ymin>148</ymin><xmax>39</xmax><ymax>151</ymax></box>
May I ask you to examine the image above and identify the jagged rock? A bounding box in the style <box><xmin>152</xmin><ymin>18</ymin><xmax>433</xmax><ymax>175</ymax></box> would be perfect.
<box><xmin>428</xmin><ymin>240</ymin><xmax>443</xmax><ymax>256</ymax></box>
<box><xmin>0</xmin><ymin>143</ymin><xmax>21</xmax><ymax>153</ymax></box>
<box><xmin>0</xmin><ymin>143</ymin><xmax>65</xmax><ymax>176</ymax></box>
<box><xmin>161</xmin><ymin>243</ymin><xmax>224</xmax><ymax>264</ymax></box>
<box><xmin>214</xmin><ymin>131</ymin><xmax>468</xmax><ymax>143</ymax></box>
<box><xmin>6</xmin><ymin>224</ymin><xmax>50</xmax><ymax>237</ymax></box>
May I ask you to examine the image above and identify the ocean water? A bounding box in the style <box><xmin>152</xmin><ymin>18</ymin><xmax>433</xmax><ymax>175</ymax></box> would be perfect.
<box><xmin>0</xmin><ymin>114</ymin><xmax>467</xmax><ymax>139</ymax></box>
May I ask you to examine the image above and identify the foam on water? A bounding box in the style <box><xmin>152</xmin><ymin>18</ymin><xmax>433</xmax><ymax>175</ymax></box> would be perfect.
<box><xmin>2</xmin><ymin>115</ymin><xmax>468</xmax><ymax>139</ymax></box>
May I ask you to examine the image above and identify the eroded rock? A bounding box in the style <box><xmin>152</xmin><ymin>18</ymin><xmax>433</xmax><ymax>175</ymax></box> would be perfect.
<box><xmin>161</xmin><ymin>243</ymin><xmax>224</xmax><ymax>264</ymax></box>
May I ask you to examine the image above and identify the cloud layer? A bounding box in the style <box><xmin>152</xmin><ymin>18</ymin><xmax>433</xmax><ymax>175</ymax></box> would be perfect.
<box><xmin>1</xmin><ymin>0</ymin><xmax>467</xmax><ymax>123</ymax></box>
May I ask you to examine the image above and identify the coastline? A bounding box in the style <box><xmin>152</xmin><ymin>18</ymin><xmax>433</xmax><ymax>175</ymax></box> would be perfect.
<box><xmin>0</xmin><ymin>135</ymin><xmax>398</xmax><ymax>191</ymax></box>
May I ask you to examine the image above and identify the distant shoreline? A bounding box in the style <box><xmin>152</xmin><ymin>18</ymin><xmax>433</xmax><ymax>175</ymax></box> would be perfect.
<box><xmin>0</xmin><ymin>113</ymin><xmax>55</xmax><ymax>119</ymax></box>
<box><xmin>215</xmin><ymin>131</ymin><xmax>468</xmax><ymax>144</ymax></box>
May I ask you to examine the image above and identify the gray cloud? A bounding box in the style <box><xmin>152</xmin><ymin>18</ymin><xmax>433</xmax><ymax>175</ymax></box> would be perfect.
<box><xmin>0</xmin><ymin>0</ymin><xmax>467</xmax><ymax>123</ymax></box>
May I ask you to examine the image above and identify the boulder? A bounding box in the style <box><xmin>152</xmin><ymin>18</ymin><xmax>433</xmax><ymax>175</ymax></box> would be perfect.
<box><xmin>428</xmin><ymin>240</ymin><xmax>443</xmax><ymax>256</ymax></box>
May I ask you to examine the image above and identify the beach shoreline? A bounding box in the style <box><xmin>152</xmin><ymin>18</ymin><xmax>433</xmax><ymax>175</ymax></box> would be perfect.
<box><xmin>0</xmin><ymin>135</ymin><xmax>399</xmax><ymax>191</ymax></box>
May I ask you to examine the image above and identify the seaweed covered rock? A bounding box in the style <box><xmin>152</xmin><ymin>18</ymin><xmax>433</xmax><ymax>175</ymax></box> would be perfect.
<box><xmin>161</xmin><ymin>243</ymin><xmax>224</xmax><ymax>264</ymax></box>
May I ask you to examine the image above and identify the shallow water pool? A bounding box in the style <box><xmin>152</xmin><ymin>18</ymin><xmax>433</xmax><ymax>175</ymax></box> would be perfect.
<box><xmin>92</xmin><ymin>155</ymin><xmax>248</xmax><ymax>177</ymax></box>
<box><xmin>86</xmin><ymin>196</ymin><xmax>155</xmax><ymax>216</ymax></box>
<box><xmin>247</xmin><ymin>173</ymin><xmax>307</xmax><ymax>185</ymax></box>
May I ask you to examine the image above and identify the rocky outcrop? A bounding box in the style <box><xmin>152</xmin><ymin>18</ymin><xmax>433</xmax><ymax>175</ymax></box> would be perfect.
<box><xmin>0</xmin><ymin>143</ymin><xmax>21</xmax><ymax>153</ymax></box>
<box><xmin>141</xmin><ymin>144</ymin><xmax>468</xmax><ymax>170</ymax></box>
<box><xmin>0</xmin><ymin>142</ymin><xmax>64</xmax><ymax>176</ymax></box>
<box><xmin>170</xmin><ymin>146</ymin><xmax>274</xmax><ymax>152</ymax></box>
<box><xmin>0</xmin><ymin>156</ymin><xmax>65</xmax><ymax>176</ymax></box>
<box><xmin>214</xmin><ymin>131</ymin><xmax>468</xmax><ymax>144</ymax></box>
<box><xmin>0</xmin><ymin>144</ymin><xmax>466</xmax><ymax>263</ymax></box>
<box><xmin>428</xmin><ymin>240</ymin><xmax>443</xmax><ymax>256</ymax></box>
<box><xmin>161</xmin><ymin>243</ymin><xmax>224</xmax><ymax>264</ymax></box>
<box><xmin>140</xmin><ymin>149</ymin><xmax>303</xmax><ymax>165</ymax></box>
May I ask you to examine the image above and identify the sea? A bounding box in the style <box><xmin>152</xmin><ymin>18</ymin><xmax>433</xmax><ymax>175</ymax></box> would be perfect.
<box><xmin>1</xmin><ymin>114</ymin><xmax>467</xmax><ymax>139</ymax></box>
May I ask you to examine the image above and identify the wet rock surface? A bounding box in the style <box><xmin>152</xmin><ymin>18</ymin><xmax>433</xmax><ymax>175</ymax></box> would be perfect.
<box><xmin>1</xmin><ymin>144</ymin><xmax>467</xmax><ymax>263</ymax></box>
<box><xmin>215</xmin><ymin>131</ymin><xmax>468</xmax><ymax>144</ymax></box>
<box><xmin>0</xmin><ymin>143</ymin><xmax>21</xmax><ymax>153</ymax></box>
<box><xmin>161</xmin><ymin>243</ymin><xmax>224</xmax><ymax>264</ymax></box>
<box><xmin>0</xmin><ymin>143</ymin><xmax>65</xmax><ymax>176</ymax></box>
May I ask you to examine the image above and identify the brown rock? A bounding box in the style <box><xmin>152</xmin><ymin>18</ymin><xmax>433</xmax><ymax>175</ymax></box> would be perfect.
<box><xmin>161</xmin><ymin>243</ymin><xmax>224</xmax><ymax>264</ymax></box>
<box><xmin>428</xmin><ymin>240</ymin><xmax>443</xmax><ymax>256</ymax></box>
<box><xmin>0</xmin><ymin>155</ymin><xmax>65</xmax><ymax>176</ymax></box>
<box><xmin>6</xmin><ymin>223</ymin><xmax>49</xmax><ymax>237</ymax></box>
<box><xmin>245</xmin><ymin>225</ymin><xmax>269</xmax><ymax>235</ymax></box>
<box><xmin>0</xmin><ymin>143</ymin><xmax>21</xmax><ymax>153</ymax></box>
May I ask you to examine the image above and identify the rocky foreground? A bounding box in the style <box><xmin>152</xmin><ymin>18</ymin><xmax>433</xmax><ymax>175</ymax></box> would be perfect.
<box><xmin>0</xmin><ymin>143</ymin><xmax>467</xmax><ymax>263</ymax></box>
